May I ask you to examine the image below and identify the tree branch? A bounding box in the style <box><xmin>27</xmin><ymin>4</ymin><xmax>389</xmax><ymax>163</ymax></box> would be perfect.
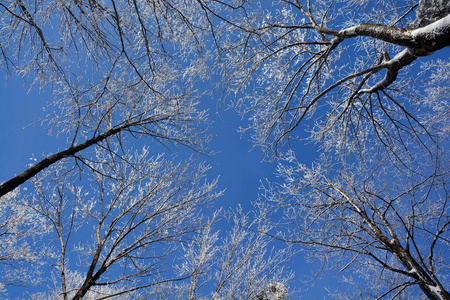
<box><xmin>0</xmin><ymin>126</ymin><xmax>124</xmax><ymax>198</ymax></box>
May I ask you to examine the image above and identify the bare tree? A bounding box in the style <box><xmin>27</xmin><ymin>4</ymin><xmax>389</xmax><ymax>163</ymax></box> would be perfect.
<box><xmin>0</xmin><ymin>188</ymin><xmax>51</xmax><ymax>291</ymax></box>
<box><xmin>0</xmin><ymin>0</ymin><xmax>213</xmax><ymax>295</ymax></box>
<box><xmin>0</xmin><ymin>0</ymin><xmax>212</xmax><ymax>197</ymax></box>
<box><xmin>259</xmin><ymin>149</ymin><xmax>450</xmax><ymax>299</ymax></box>
<box><xmin>4</xmin><ymin>0</ymin><xmax>448</xmax><ymax>299</ymax></box>
<box><xmin>25</xmin><ymin>146</ymin><xmax>221</xmax><ymax>299</ymax></box>
<box><xmin>203</xmin><ymin>2</ymin><xmax>450</xmax><ymax>298</ymax></box>
<box><xmin>172</xmin><ymin>208</ymin><xmax>293</xmax><ymax>300</ymax></box>
<box><xmin>0</xmin><ymin>0</ymin><xmax>219</xmax><ymax>296</ymax></box>
<box><xmin>16</xmin><ymin>150</ymin><xmax>293</xmax><ymax>300</ymax></box>
<box><xmin>0</xmin><ymin>1</ymin><xmax>296</xmax><ymax>298</ymax></box>
<box><xmin>216</xmin><ymin>0</ymin><xmax>450</xmax><ymax>158</ymax></box>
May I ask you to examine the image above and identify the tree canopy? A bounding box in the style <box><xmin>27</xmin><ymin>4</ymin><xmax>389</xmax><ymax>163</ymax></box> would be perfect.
<box><xmin>0</xmin><ymin>0</ymin><xmax>449</xmax><ymax>299</ymax></box>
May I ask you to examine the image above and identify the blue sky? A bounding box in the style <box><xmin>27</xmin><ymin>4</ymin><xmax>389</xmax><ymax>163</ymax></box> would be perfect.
<box><xmin>0</xmin><ymin>79</ymin><xmax>53</xmax><ymax>179</ymax></box>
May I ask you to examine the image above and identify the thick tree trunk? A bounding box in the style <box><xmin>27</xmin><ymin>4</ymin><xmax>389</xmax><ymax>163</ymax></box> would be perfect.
<box><xmin>336</xmin><ymin>187</ymin><xmax>449</xmax><ymax>300</ymax></box>
<box><xmin>336</xmin><ymin>14</ymin><xmax>450</xmax><ymax>93</ymax></box>
<box><xmin>389</xmin><ymin>242</ymin><xmax>450</xmax><ymax>300</ymax></box>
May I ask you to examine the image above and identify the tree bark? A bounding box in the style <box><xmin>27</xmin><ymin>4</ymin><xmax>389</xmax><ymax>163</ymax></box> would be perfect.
<box><xmin>390</xmin><ymin>244</ymin><xmax>450</xmax><ymax>300</ymax></box>
<box><xmin>0</xmin><ymin>126</ymin><xmax>123</xmax><ymax>198</ymax></box>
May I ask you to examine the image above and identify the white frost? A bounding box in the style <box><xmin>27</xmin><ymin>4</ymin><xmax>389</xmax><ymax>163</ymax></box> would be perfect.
<box><xmin>427</xmin><ymin>284</ymin><xmax>446</xmax><ymax>300</ymax></box>
<box><xmin>339</xmin><ymin>25</ymin><xmax>358</xmax><ymax>36</ymax></box>
<box><xmin>359</xmin><ymin>49</ymin><xmax>411</xmax><ymax>93</ymax></box>
<box><xmin>411</xmin><ymin>13</ymin><xmax>450</xmax><ymax>37</ymax></box>
<box><xmin>388</xmin><ymin>48</ymin><xmax>411</xmax><ymax>64</ymax></box>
